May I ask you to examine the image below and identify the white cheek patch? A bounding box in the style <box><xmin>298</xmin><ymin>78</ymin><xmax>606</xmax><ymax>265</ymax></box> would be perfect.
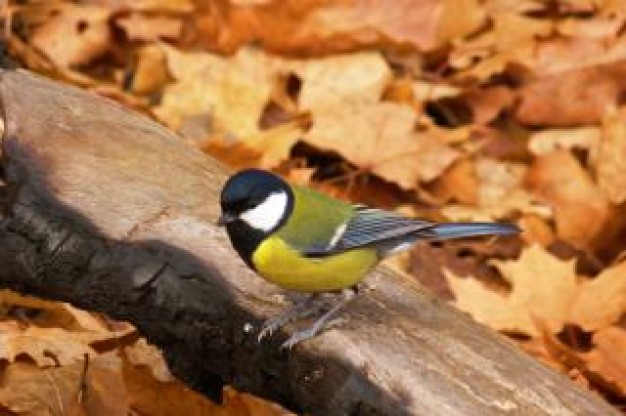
<box><xmin>240</xmin><ymin>191</ymin><xmax>288</xmax><ymax>232</ymax></box>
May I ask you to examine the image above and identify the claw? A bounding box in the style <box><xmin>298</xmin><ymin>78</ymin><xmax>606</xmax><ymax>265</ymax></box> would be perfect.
<box><xmin>280</xmin><ymin>288</ymin><xmax>357</xmax><ymax>349</ymax></box>
<box><xmin>257</xmin><ymin>294</ymin><xmax>322</xmax><ymax>343</ymax></box>
<box><xmin>281</xmin><ymin>326</ymin><xmax>321</xmax><ymax>350</ymax></box>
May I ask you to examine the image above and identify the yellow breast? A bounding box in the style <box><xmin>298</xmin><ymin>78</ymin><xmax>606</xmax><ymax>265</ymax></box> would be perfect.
<box><xmin>252</xmin><ymin>235</ymin><xmax>379</xmax><ymax>292</ymax></box>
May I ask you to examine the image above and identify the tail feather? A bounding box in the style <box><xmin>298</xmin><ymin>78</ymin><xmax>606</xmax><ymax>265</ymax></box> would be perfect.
<box><xmin>421</xmin><ymin>222</ymin><xmax>520</xmax><ymax>241</ymax></box>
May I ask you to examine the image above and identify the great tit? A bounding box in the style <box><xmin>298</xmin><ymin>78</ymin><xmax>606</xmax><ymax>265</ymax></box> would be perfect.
<box><xmin>218</xmin><ymin>169</ymin><xmax>519</xmax><ymax>348</ymax></box>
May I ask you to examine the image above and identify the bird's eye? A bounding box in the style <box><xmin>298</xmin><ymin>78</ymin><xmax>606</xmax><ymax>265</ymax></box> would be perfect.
<box><xmin>244</xmin><ymin>200</ymin><xmax>260</xmax><ymax>210</ymax></box>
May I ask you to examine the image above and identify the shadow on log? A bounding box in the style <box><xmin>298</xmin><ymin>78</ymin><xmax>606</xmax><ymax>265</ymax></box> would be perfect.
<box><xmin>0</xmin><ymin>69</ymin><xmax>617</xmax><ymax>415</ymax></box>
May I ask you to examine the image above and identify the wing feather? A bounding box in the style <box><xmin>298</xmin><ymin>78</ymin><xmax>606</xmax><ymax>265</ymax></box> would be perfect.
<box><xmin>303</xmin><ymin>206</ymin><xmax>435</xmax><ymax>257</ymax></box>
<box><xmin>302</xmin><ymin>205</ymin><xmax>519</xmax><ymax>257</ymax></box>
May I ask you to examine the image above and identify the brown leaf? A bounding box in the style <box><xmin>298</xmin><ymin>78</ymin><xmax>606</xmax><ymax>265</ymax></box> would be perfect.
<box><xmin>291</xmin><ymin>51</ymin><xmax>392</xmax><ymax>110</ymax></box>
<box><xmin>219</xmin><ymin>386</ymin><xmax>296</xmax><ymax>416</ymax></box>
<box><xmin>447</xmin><ymin>244</ymin><xmax>577</xmax><ymax>336</ymax></box>
<box><xmin>115</xmin><ymin>12</ymin><xmax>182</xmax><ymax>41</ymax></box>
<box><xmin>528</xmin><ymin>127</ymin><xmax>600</xmax><ymax>157</ymax></box>
<box><xmin>124</xmin><ymin>338</ymin><xmax>172</xmax><ymax>382</ymax></box>
<box><xmin>130</xmin><ymin>45</ymin><xmax>170</xmax><ymax>95</ymax></box>
<box><xmin>581</xmin><ymin>326</ymin><xmax>626</xmax><ymax>396</ymax></box>
<box><xmin>596</xmin><ymin>111</ymin><xmax>626</xmax><ymax>203</ymax></box>
<box><xmin>570</xmin><ymin>260</ymin><xmax>626</xmax><ymax>331</ymax></box>
<box><xmin>30</xmin><ymin>3</ymin><xmax>112</xmax><ymax>68</ymax></box>
<box><xmin>437</xmin><ymin>0</ymin><xmax>486</xmax><ymax>44</ymax></box>
<box><xmin>515</xmin><ymin>62</ymin><xmax>626</xmax><ymax>127</ymax></box>
<box><xmin>245</xmin><ymin>122</ymin><xmax>304</xmax><ymax>169</ymax></box>
<box><xmin>441</xmin><ymin>158</ymin><xmax>547</xmax><ymax>222</ymax></box>
<box><xmin>304</xmin><ymin>101</ymin><xmax>460</xmax><ymax>189</ymax></box>
<box><xmin>122</xmin><ymin>346</ymin><xmax>220</xmax><ymax>416</ymax></box>
<box><xmin>525</xmin><ymin>150</ymin><xmax>610</xmax><ymax>247</ymax></box>
<box><xmin>155</xmin><ymin>45</ymin><xmax>277</xmax><ymax>138</ymax></box>
<box><xmin>0</xmin><ymin>353</ymin><xmax>128</xmax><ymax>416</ymax></box>
<box><xmin>87</xmin><ymin>0</ymin><xmax>193</xmax><ymax>12</ymax></box>
<box><xmin>431</xmin><ymin>157</ymin><xmax>479</xmax><ymax>205</ymax></box>
<box><xmin>194</xmin><ymin>0</ymin><xmax>445</xmax><ymax>55</ymax></box>
<box><xmin>0</xmin><ymin>326</ymin><xmax>102</xmax><ymax>367</ymax></box>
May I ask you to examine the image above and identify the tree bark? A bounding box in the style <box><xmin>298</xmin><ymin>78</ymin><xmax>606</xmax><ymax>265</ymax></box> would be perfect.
<box><xmin>0</xmin><ymin>69</ymin><xmax>616</xmax><ymax>415</ymax></box>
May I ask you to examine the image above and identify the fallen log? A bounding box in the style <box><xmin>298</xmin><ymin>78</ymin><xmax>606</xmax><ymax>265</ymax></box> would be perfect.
<box><xmin>0</xmin><ymin>69</ymin><xmax>616</xmax><ymax>415</ymax></box>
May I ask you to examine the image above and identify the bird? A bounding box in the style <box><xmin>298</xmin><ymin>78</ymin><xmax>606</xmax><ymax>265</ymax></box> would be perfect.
<box><xmin>217</xmin><ymin>168</ymin><xmax>519</xmax><ymax>348</ymax></box>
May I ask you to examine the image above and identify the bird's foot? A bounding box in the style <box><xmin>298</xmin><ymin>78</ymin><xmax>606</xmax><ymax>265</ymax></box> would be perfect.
<box><xmin>280</xmin><ymin>288</ymin><xmax>357</xmax><ymax>350</ymax></box>
<box><xmin>258</xmin><ymin>294</ymin><xmax>322</xmax><ymax>342</ymax></box>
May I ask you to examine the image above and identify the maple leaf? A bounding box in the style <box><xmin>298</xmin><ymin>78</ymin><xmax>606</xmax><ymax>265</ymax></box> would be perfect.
<box><xmin>290</xmin><ymin>51</ymin><xmax>392</xmax><ymax>110</ymax></box>
<box><xmin>446</xmin><ymin>244</ymin><xmax>577</xmax><ymax>336</ymax></box>
<box><xmin>155</xmin><ymin>45</ymin><xmax>278</xmax><ymax>138</ymax></box>
<box><xmin>525</xmin><ymin>150</ymin><xmax>610</xmax><ymax>247</ymax></box>
<box><xmin>570</xmin><ymin>260</ymin><xmax>626</xmax><ymax>331</ymax></box>
<box><xmin>305</xmin><ymin>101</ymin><xmax>460</xmax><ymax>189</ymax></box>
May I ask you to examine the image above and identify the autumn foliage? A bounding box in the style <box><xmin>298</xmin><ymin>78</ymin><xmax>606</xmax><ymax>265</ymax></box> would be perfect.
<box><xmin>3</xmin><ymin>0</ymin><xmax>626</xmax><ymax>413</ymax></box>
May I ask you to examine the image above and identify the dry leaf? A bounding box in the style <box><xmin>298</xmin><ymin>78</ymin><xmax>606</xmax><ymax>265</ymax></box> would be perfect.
<box><xmin>0</xmin><ymin>353</ymin><xmax>128</xmax><ymax>416</ymax></box>
<box><xmin>437</xmin><ymin>0</ymin><xmax>486</xmax><ymax>44</ymax></box>
<box><xmin>581</xmin><ymin>326</ymin><xmax>626</xmax><ymax>396</ymax></box>
<box><xmin>596</xmin><ymin>111</ymin><xmax>626</xmax><ymax>203</ymax></box>
<box><xmin>219</xmin><ymin>386</ymin><xmax>296</xmax><ymax>416</ymax></box>
<box><xmin>525</xmin><ymin>150</ymin><xmax>610</xmax><ymax>247</ymax></box>
<box><xmin>447</xmin><ymin>244</ymin><xmax>577</xmax><ymax>336</ymax></box>
<box><xmin>131</xmin><ymin>45</ymin><xmax>170</xmax><ymax>95</ymax></box>
<box><xmin>115</xmin><ymin>12</ymin><xmax>182</xmax><ymax>42</ymax></box>
<box><xmin>515</xmin><ymin>62</ymin><xmax>626</xmax><ymax>127</ymax></box>
<box><xmin>246</xmin><ymin>122</ymin><xmax>304</xmax><ymax>169</ymax></box>
<box><xmin>122</xmin><ymin>346</ymin><xmax>221</xmax><ymax>416</ymax></box>
<box><xmin>528</xmin><ymin>127</ymin><xmax>601</xmax><ymax>157</ymax></box>
<box><xmin>292</xmin><ymin>51</ymin><xmax>392</xmax><ymax>110</ymax></box>
<box><xmin>0</xmin><ymin>326</ymin><xmax>102</xmax><ymax>367</ymax></box>
<box><xmin>30</xmin><ymin>3</ymin><xmax>112</xmax><ymax>68</ymax></box>
<box><xmin>155</xmin><ymin>45</ymin><xmax>277</xmax><ymax>138</ymax></box>
<box><xmin>194</xmin><ymin>0</ymin><xmax>445</xmax><ymax>54</ymax></box>
<box><xmin>441</xmin><ymin>158</ymin><xmax>548</xmax><ymax>221</ymax></box>
<box><xmin>570</xmin><ymin>261</ymin><xmax>626</xmax><ymax>331</ymax></box>
<box><xmin>305</xmin><ymin>101</ymin><xmax>460</xmax><ymax>189</ymax></box>
<box><xmin>124</xmin><ymin>338</ymin><xmax>172</xmax><ymax>382</ymax></box>
<box><xmin>432</xmin><ymin>157</ymin><xmax>479</xmax><ymax>205</ymax></box>
<box><xmin>87</xmin><ymin>0</ymin><xmax>194</xmax><ymax>12</ymax></box>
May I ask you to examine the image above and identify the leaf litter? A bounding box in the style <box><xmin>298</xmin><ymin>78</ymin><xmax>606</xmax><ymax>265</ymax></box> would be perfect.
<box><xmin>5</xmin><ymin>0</ymin><xmax>626</xmax><ymax>412</ymax></box>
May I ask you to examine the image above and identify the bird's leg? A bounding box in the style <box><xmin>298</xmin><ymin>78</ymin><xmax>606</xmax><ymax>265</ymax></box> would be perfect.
<box><xmin>281</xmin><ymin>287</ymin><xmax>357</xmax><ymax>350</ymax></box>
<box><xmin>258</xmin><ymin>293</ymin><xmax>323</xmax><ymax>342</ymax></box>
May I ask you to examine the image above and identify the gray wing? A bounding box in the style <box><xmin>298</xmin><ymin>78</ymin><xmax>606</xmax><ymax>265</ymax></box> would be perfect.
<box><xmin>303</xmin><ymin>205</ymin><xmax>519</xmax><ymax>257</ymax></box>
<box><xmin>303</xmin><ymin>206</ymin><xmax>435</xmax><ymax>257</ymax></box>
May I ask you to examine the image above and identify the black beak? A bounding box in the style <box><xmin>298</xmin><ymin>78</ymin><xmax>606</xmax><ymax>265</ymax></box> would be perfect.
<box><xmin>216</xmin><ymin>212</ymin><xmax>237</xmax><ymax>226</ymax></box>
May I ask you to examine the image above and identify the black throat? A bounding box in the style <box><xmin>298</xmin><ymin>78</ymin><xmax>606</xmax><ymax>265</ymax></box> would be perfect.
<box><xmin>225</xmin><ymin>222</ymin><xmax>265</xmax><ymax>270</ymax></box>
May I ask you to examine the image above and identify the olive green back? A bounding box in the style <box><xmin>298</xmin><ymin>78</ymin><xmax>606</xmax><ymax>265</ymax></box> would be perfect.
<box><xmin>275</xmin><ymin>186</ymin><xmax>353</xmax><ymax>251</ymax></box>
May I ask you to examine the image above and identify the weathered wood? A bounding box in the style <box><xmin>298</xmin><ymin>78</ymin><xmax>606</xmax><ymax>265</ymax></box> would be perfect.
<box><xmin>0</xmin><ymin>69</ymin><xmax>616</xmax><ymax>415</ymax></box>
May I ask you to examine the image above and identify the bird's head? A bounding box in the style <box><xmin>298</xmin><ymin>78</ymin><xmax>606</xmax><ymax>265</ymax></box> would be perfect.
<box><xmin>218</xmin><ymin>169</ymin><xmax>294</xmax><ymax>234</ymax></box>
